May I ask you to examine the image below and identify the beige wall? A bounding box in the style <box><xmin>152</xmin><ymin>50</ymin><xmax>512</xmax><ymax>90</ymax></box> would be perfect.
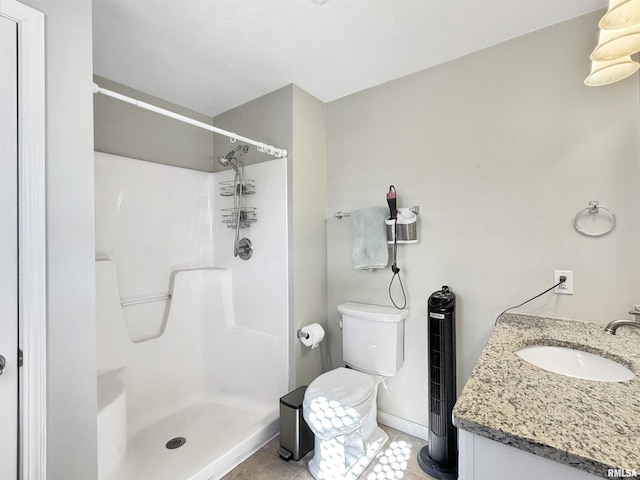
<box><xmin>213</xmin><ymin>85</ymin><xmax>329</xmax><ymax>388</ymax></box>
<box><xmin>94</xmin><ymin>75</ymin><xmax>214</xmax><ymax>171</ymax></box>
<box><xmin>291</xmin><ymin>86</ymin><xmax>328</xmax><ymax>386</ymax></box>
<box><xmin>21</xmin><ymin>0</ymin><xmax>97</xmax><ymax>478</ymax></box>
<box><xmin>212</xmin><ymin>85</ymin><xmax>293</xmax><ymax>168</ymax></box>
<box><xmin>326</xmin><ymin>11</ymin><xmax>640</xmax><ymax>427</ymax></box>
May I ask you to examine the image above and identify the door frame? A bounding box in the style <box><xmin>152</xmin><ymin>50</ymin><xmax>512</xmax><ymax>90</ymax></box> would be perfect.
<box><xmin>1</xmin><ymin>1</ymin><xmax>46</xmax><ymax>479</ymax></box>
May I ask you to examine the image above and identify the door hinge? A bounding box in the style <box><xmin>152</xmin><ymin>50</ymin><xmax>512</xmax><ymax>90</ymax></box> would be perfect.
<box><xmin>18</xmin><ymin>348</ymin><xmax>23</xmax><ymax>367</ymax></box>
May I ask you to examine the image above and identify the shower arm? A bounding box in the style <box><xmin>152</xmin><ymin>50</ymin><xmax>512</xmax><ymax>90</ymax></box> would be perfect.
<box><xmin>93</xmin><ymin>82</ymin><xmax>288</xmax><ymax>159</ymax></box>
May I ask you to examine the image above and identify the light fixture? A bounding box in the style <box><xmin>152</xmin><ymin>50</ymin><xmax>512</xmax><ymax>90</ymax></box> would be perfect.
<box><xmin>585</xmin><ymin>0</ymin><xmax>640</xmax><ymax>85</ymax></box>
<box><xmin>584</xmin><ymin>56</ymin><xmax>640</xmax><ymax>86</ymax></box>
<box><xmin>590</xmin><ymin>24</ymin><xmax>640</xmax><ymax>61</ymax></box>
<box><xmin>599</xmin><ymin>0</ymin><xmax>640</xmax><ymax>30</ymax></box>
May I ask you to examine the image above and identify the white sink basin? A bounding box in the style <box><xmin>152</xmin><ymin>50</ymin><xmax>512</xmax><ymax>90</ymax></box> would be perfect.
<box><xmin>515</xmin><ymin>345</ymin><xmax>634</xmax><ymax>382</ymax></box>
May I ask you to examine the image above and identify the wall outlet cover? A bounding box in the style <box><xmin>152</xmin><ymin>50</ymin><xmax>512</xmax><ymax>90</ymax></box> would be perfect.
<box><xmin>554</xmin><ymin>270</ymin><xmax>573</xmax><ymax>295</ymax></box>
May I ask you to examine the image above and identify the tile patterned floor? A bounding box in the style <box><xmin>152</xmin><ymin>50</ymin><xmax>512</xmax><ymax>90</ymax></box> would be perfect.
<box><xmin>222</xmin><ymin>424</ymin><xmax>436</xmax><ymax>480</ymax></box>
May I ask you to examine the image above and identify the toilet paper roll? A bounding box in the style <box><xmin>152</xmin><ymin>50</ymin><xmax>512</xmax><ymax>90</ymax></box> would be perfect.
<box><xmin>299</xmin><ymin>323</ymin><xmax>325</xmax><ymax>349</ymax></box>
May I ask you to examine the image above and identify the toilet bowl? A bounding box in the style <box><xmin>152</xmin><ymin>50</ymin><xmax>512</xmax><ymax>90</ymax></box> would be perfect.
<box><xmin>302</xmin><ymin>302</ymin><xmax>409</xmax><ymax>480</ymax></box>
<box><xmin>303</xmin><ymin>368</ymin><xmax>387</xmax><ymax>480</ymax></box>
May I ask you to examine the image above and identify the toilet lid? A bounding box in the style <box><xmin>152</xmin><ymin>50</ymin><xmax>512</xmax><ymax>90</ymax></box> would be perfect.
<box><xmin>305</xmin><ymin>367</ymin><xmax>376</xmax><ymax>407</ymax></box>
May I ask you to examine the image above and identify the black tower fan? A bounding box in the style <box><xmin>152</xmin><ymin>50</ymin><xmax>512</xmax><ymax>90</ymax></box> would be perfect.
<box><xmin>418</xmin><ymin>285</ymin><xmax>457</xmax><ymax>480</ymax></box>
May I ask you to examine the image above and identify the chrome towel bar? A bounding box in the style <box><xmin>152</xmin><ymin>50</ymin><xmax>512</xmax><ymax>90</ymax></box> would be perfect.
<box><xmin>334</xmin><ymin>205</ymin><xmax>420</xmax><ymax>220</ymax></box>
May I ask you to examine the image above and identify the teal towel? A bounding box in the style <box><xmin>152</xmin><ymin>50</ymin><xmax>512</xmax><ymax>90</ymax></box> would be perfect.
<box><xmin>351</xmin><ymin>206</ymin><xmax>389</xmax><ymax>270</ymax></box>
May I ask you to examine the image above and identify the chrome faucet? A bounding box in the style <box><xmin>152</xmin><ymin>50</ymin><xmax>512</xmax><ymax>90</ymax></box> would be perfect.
<box><xmin>605</xmin><ymin>319</ymin><xmax>640</xmax><ymax>335</ymax></box>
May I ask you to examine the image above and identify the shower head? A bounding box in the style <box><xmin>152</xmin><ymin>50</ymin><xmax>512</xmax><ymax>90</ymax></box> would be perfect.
<box><xmin>217</xmin><ymin>145</ymin><xmax>249</xmax><ymax>173</ymax></box>
<box><xmin>217</xmin><ymin>156</ymin><xmax>239</xmax><ymax>173</ymax></box>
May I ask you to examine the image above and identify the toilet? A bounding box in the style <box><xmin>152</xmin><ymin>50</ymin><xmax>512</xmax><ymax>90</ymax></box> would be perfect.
<box><xmin>303</xmin><ymin>302</ymin><xmax>409</xmax><ymax>480</ymax></box>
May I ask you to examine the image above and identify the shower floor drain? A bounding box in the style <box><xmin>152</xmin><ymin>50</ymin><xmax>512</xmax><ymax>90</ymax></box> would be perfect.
<box><xmin>165</xmin><ymin>437</ymin><xmax>186</xmax><ymax>450</ymax></box>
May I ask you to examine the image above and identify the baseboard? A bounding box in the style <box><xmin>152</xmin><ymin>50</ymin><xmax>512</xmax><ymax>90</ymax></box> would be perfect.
<box><xmin>377</xmin><ymin>412</ymin><xmax>429</xmax><ymax>441</ymax></box>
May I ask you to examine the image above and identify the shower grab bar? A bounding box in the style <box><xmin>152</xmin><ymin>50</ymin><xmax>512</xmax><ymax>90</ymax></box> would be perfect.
<box><xmin>93</xmin><ymin>82</ymin><xmax>288</xmax><ymax>159</ymax></box>
<box><xmin>334</xmin><ymin>205</ymin><xmax>421</xmax><ymax>219</ymax></box>
<box><xmin>121</xmin><ymin>294</ymin><xmax>171</xmax><ymax>307</ymax></box>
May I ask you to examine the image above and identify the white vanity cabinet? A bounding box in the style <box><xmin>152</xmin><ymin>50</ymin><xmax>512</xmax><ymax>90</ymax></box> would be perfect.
<box><xmin>458</xmin><ymin>430</ymin><xmax>603</xmax><ymax>480</ymax></box>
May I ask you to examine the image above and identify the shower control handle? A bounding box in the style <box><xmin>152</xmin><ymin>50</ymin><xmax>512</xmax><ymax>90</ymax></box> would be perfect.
<box><xmin>237</xmin><ymin>238</ymin><xmax>253</xmax><ymax>261</ymax></box>
<box><xmin>0</xmin><ymin>355</ymin><xmax>5</xmax><ymax>376</ymax></box>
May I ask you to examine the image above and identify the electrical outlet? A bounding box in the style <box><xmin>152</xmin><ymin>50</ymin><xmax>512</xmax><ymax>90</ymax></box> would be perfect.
<box><xmin>554</xmin><ymin>270</ymin><xmax>573</xmax><ymax>295</ymax></box>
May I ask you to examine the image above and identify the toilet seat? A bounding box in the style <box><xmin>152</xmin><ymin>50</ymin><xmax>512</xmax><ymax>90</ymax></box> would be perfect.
<box><xmin>303</xmin><ymin>368</ymin><xmax>378</xmax><ymax>441</ymax></box>
<box><xmin>305</xmin><ymin>368</ymin><xmax>376</xmax><ymax>407</ymax></box>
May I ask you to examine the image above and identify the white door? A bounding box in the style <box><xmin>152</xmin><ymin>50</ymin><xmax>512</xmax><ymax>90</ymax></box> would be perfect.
<box><xmin>0</xmin><ymin>13</ymin><xmax>19</xmax><ymax>480</ymax></box>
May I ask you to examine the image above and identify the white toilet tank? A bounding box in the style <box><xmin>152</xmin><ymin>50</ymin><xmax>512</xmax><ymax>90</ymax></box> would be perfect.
<box><xmin>338</xmin><ymin>302</ymin><xmax>409</xmax><ymax>376</ymax></box>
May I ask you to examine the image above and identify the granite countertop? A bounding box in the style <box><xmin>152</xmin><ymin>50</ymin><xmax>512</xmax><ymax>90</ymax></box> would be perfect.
<box><xmin>452</xmin><ymin>313</ymin><xmax>640</xmax><ymax>478</ymax></box>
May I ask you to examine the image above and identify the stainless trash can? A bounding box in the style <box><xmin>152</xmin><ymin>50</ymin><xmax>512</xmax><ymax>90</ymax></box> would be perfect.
<box><xmin>277</xmin><ymin>386</ymin><xmax>314</xmax><ymax>461</ymax></box>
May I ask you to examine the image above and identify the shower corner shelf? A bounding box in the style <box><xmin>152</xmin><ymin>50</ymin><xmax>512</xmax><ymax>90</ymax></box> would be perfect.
<box><xmin>219</xmin><ymin>179</ymin><xmax>256</xmax><ymax>197</ymax></box>
<box><xmin>221</xmin><ymin>207</ymin><xmax>257</xmax><ymax>228</ymax></box>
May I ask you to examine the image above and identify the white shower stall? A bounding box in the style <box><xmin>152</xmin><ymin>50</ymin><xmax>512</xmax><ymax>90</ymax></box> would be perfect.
<box><xmin>95</xmin><ymin>151</ymin><xmax>289</xmax><ymax>480</ymax></box>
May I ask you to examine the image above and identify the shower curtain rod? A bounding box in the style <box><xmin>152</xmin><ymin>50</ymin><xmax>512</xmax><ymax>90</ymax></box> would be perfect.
<box><xmin>93</xmin><ymin>82</ymin><xmax>288</xmax><ymax>159</ymax></box>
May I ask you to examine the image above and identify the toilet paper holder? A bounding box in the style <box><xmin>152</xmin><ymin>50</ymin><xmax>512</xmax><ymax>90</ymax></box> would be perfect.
<box><xmin>298</xmin><ymin>323</ymin><xmax>325</xmax><ymax>349</ymax></box>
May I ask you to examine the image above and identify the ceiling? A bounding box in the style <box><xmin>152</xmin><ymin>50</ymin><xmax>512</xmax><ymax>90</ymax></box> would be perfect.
<box><xmin>93</xmin><ymin>0</ymin><xmax>607</xmax><ymax>118</ymax></box>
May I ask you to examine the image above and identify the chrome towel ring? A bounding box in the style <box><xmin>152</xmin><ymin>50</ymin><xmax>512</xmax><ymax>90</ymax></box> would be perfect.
<box><xmin>573</xmin><ymin>201</ymin><xmax>616</xmax><ymax>237</ymax></box>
